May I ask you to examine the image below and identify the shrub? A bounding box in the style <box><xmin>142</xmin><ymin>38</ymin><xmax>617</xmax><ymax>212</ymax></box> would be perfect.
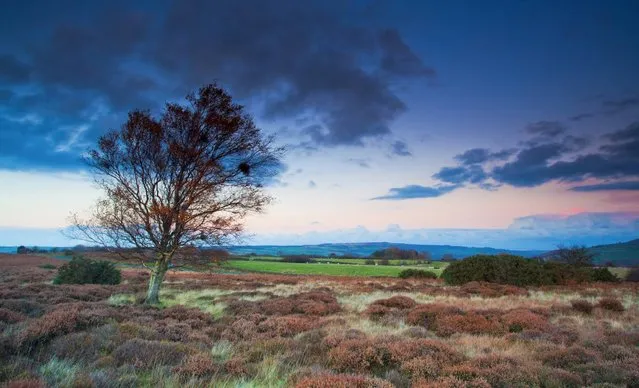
<box><xmin>370</xmin><ymin>296</ymin><xmax>417</xmax><ymax>309</ymax></box>
<box><xmin>405</xmin><ymin>304</ymin><xmax>463</xmax><ymax>328</ymax></box>
<box><xmin>589</xmin><ymin>268</ymin><xmax>619</xmax><ymax>282</ymax></box>
<box><xmin>540</xmin><ymin>346</ymin><xmax>600</xmax><ymax>369</ymax></box>
<box><xmin>365</xmin><ymin>259</ymin><xmax>376</xmax><ymax>265</ymax></box>
<box><xmin>112</xmin><ymin>339</ymin><xmax>193</xmax><ymax>369</ymax></box>
<box><xmin>18</xmin><ymin>305</ymin><xmax>84</xmax><ymax>347</ymax></box>
<box><xmin>53</xmin><ymin>256</ymin><xmax>121</xmax><ymax>285</ymax></box>
<box><xmin>550</xmin><ymin>245</ymin><xmax>594</xmax><ymax>267</ymax></box>
<box><xmin>0</xmin><ymin>308</ymin><xmax>27</xmax><ymax>324</ymax></box>
<box><xmin>38</xmin><ymin>264</ymin><xmax>57</xmax><ymax>270</ymax></box>
<box><xmin>400</xmin><ymin>356</ymin><xmax>440</xmax><ymax>379</ymax></box>
<box><xmin>441</xmin><ymin>254</ymin><xmax>617</xmax><ymax>286</ymax></box>
<box><xmin>441</xmin><ymin>255</ymin><xmax>548</xmax><ymax>286</ymax></box>
<box><xmin>571</xmin><ymin>299</ymin><xmax>594</xmax><ymax>314</ymax></box>
<box><xmin>295</xmin><ymin>373</ymin><xmax>393</xmax><ymax>388</ymax></box>
<box><xmin>435</xmin><ymin>313</ymin><xmax>505</xmax><ymax>337</ymax></box>
<box><xmin>501</xmin><ymin>309</ymin><xmax>548</xmax><ymax>332</ymax></box>
<box><xmin>539</xmin><ymin>368</ymin><xmax>583</xmax><ymax>388</ymax></box>
<box><xmin>328</xmin><ymin>339</ymin><xmax>390</xmax><ymax>373</ymax></box>
<box><xmin>282</xmin><ymin>255</ymin><xmax>317</xmax><ymax>263</ymax></box>
<box><xmin>378</xmin><ymin>259</ymin><xmax>390</xmax><ymax>266</ymax></box>
<box><xmin>173</xmin><ymin>353</ymin><xmax>218</xmax><ymax>377</ymax></box>
<box><xmin>597</xmin><ymin>297</ymin><xmax>625</xmax><ymax>312</ymax></box>
<box><xmin>398</xmin><ymin>269</ymin><xmax>438</xmax><ymax>279</ymax></box>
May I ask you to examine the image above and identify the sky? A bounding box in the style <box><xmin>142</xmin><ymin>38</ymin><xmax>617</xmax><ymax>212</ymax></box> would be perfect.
<box><xmin>1</xmin><ymin>0</ymin><xmax>639</xmax><ymax>249</ymax></box>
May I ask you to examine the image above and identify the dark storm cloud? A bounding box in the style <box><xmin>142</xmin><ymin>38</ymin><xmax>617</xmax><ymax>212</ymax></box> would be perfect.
<box><xmin>0</xmin><ymin>54</ymin><xmax>31</xmax><ymax>83</ymax></box>
<box><xmin>604</xmin><ymin>122</ymin><xmax>639</xmax><ymax>142</ymax></box>
<box><xmin>390</xmin><ymin>140</ymin><xmax>412</xmax><ymax>157</ymax></box>
<box><xmin>157</xmin><ymin>0</ymin><xmax>433</xmax><ymax>147</ymax></box>
<box><xmin>570</xmin><ymin>181</ymin><xmax>639</xmax><ymax>192</ymax></box>
<box><xmin>371</xmin><ymin>184</ymin><xmax>459</xmax><ymax>200</ymax></box>
<box><xmin>0</xmin><ymin>0</ymin><xmax>433</xmax><ymax>171</ymax></box>
<box><xmin>378</xmin><ymin>29</ymin><xmax>436</xmax><ymax>77</ymax></box>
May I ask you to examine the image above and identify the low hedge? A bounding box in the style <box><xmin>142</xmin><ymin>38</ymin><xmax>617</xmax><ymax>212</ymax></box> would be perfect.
<box><xmin>441</xmin><ymin>254</ymin><xmax>618</xmax><ymax>286</ymax></box>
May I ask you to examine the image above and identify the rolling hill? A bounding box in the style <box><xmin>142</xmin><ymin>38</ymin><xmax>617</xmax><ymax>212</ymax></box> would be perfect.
<box><xmin>589</xmin><ymin>239</ymin><xmax>639</xmax><ymax>266</ymax></box>
<box><xmin>225</xmin><ymin>242</ymin><xmax>545</xmax><ymax>259</ymax></box>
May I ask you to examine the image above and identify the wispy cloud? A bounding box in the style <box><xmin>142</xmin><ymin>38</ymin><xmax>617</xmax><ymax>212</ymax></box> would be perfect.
<box><xmin>371</xmin><ymin>184</ymin><xmax>458</xmax><ymax>200</ymax></box>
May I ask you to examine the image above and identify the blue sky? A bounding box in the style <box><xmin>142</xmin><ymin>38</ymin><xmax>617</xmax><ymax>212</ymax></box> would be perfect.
<box><xmin>1</xmin><ymin>0</ymin><xmax>638</xmax><ymax>249</ymax></box>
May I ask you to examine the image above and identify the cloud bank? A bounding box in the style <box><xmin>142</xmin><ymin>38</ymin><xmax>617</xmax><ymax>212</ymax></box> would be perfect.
<box><xmin>0</xmin><ymin>0</ymin><xmax>433</xmax><ymax>172</ymax></box>
<box><xmin>374</xmin><ymin>121</ymin><xmax>639</xmax><ymax>199</ymax></box>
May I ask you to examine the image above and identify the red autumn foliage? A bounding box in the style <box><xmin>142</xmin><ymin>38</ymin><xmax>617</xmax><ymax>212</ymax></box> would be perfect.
<box><xmin>405</xmin><ymin>304</ymin><xmax>463</xmax><ymax>327</ymax></box>
<box><xmin>3</xmin><ymin>379</ymin><xmax>46</xmax><ymax>388</ymax></box>
<box><xmin>112</xmin><ymin>338</ymin><xmax>194</xmax><ymax>369</ymax></box>
<box><xmin>412</xmin><ymin>376</ymin><xmax>491</xmax><ymax>388</ymax></box>
<box><xmin>18</xmin><ymin>304</ymin><xmax>85</xmax><ymax>347</ymax></box>
<box><xmin>257</xmin><ymin>316</ymin><xmax>317</xmax><ymax>337</ymax></box>
<box><xmin>173</xmin><ymin>353</ymin><xmax>218</xmax><ymax>377</ymax></box>
<box><xmin>223</xmin><ymin>357</ymin><xmax>249</xmax><ymax>376</ymax></box>
<box><xmin>570</xmin><ymin>299</ymin><xmax>594</xmax><ymax>314</ymax></box>
<box><xmin>371</xmin><ymin>296</ymin><xmax>417</xmax><ymax>309</ymax></box>
<box><xmin>295</xmin><ymin>373</ymin><xmax>393</xmax><ymax>388</ymax></box>
<box><xmin>364</xmin><ymin>296</ymin><xmax>417</xmax><ymax>321</ymax></box>
<box><xmin>328</xmin><ymin>338</ymin><xmax>390</xmax><ymax>373</ymax></box>
<box><xmin>385</xmin><ymin>338</ymin><xmax>463</xmax><ymax>365</ymax></box>
<box><xmin>597</xmin><ymin>297</ymin><xmax>625</xmax><ymax>312</ymax></box>
<box><xmin>400</xmin><ymin>356</ymin><xmax>440</xmax><ymax>379</ymax></box>
<box><xmin>328</xmin><ymin>336</ymin><xmax>463</xmax><ymax>374</ymax></box>
<box><xmin>460</xmin><ymin>281</ymin><xmax>528</xmax><ymax>298</ymax></box>
<box><xmin>501</xmin><ymin>309</ymin><xmax>549</xmax><ymax>332</ymax></box>
<box><xmin>540</xmin><ymin>368</ymin><xmax>584</xmax><ymax>388</ymax></box>
<box><xmin>364</xmin><ymin>304</ymin><xmax>393</xmax><ymax>321</ymax></box>
<box><xmin>539</xmin><ymin>346</ymin><xmax>601</xmax><ymax>369</ymax></box>
<box><xmin>0</xmin><ymin>307</ymin><xmax>27</xmax><ymax>323</ymax></box>
<box><xmin>228</xmin><ymin>291</ymin><xmax>341</xmax><ymax>317</ymax></box>
<box><xmin>435</xmin><ymin>312</ymin><xmax>505</xmax><ymax>337</ymax></box>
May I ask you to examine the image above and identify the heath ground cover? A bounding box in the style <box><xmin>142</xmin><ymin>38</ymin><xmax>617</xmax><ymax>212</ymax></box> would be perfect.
<box><xmin>1</xmin><ymin>254</ymin><xmax>638</xmax><ymax>387</ymax></box>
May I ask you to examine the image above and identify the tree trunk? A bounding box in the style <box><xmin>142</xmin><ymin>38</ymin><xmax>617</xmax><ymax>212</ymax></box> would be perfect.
<box><xmin>144</xmin><ymin>256</ymin><xmax>169</xmax><ymax>305</ymax></box>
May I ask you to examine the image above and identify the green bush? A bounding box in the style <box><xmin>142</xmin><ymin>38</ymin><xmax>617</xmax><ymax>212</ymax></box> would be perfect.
<box><xmin>53</xmin><ymin>256</ymin><xmax>121</xmax><ymax>285</ymax></box>
<box><xmin>589</xmin><ymin>267</ymin><xmax>619</xmax><ymax>282</ymax></box>
<box><xmin>441</xmin><ymin>254</ymin><xmax>618</xmax><ymax>286</ymax></box>
<box><xmin>398</xmin><ymin>269</ymin><xmax>438</xmax><ymax>279</ymax></box>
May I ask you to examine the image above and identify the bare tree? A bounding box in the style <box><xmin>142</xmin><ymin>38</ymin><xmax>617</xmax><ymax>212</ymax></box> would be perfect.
<box><xmin>552</xmin><ymin>245</ymin><xmax>594</xmax><ymax>267</ymax></box>
<box><xmin>69</xmin><ymin>84</ymin><xmax>283</xmax><ymax>304</ymax></box>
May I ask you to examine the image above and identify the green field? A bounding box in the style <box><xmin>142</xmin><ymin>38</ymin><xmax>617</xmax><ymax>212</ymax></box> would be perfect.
<box><xmin>226</xmin><ymin>260</ymin><xmax>444</xmax><ymax>277</ymax></box>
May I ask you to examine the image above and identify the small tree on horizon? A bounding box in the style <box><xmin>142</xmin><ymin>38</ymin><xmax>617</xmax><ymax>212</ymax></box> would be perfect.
<box><xmin>68</xmin><ymin>84</ymin><xmax>283</xmax><ymax>304</ymax></box>
<box><xmin>552</xmin><ymin>245</ymin><xmax>595</xmax><ymax>267</ymax></box>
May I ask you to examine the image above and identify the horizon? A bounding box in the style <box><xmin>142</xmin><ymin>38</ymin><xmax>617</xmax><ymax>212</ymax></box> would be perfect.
<box><xmin>1</xmin><ymin>1</ymin><xmax>639</xmax><ymax>249</ymax></box>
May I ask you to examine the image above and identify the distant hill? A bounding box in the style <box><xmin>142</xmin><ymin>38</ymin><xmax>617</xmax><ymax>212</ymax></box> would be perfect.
<box><xmin>225</xmin><ymin>242</ymin><xmax>545</xmax><ymax>259</ymax></box>
<box><xmin>589</xmin><ymin>239</ymin><xmax>639</xmax><ymax>267</ymax></box>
